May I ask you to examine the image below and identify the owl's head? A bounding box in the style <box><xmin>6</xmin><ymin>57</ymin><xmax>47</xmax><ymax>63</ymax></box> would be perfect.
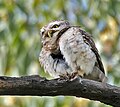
<box><xmin>40</xmin><ymin>20</ymin><xmax>70</xmax><ymax>44</ymax></box>
<box><xmin>40</xmin><ymin>20</ymin><xmax>70</xmax><ymax>52</ymax></box>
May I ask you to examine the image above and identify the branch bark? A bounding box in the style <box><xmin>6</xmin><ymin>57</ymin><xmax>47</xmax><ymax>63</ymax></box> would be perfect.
<box><xmin>0</xmin><ymin>75</ymin><xmax>119</xmax><ymax>106</ymax></box>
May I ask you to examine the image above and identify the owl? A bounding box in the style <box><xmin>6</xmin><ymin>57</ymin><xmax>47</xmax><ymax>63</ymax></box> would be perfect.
<box><xmin>39</xmin><ymin>20</ymin><xmax>107</xmax><ymax>82</ymax></box>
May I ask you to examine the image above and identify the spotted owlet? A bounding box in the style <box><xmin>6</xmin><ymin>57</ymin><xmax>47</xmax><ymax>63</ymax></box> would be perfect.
<box><xmin>39</xmin><ymin>20</ymin><xmax>107</xmax><ymax>82</ymax></box>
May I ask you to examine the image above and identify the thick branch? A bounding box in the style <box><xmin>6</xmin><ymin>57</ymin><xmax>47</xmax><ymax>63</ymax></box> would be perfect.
<box><xmin>0</xmin><ymin>75</ymin><xmax>119</xmax><ymax>106</ymax></box>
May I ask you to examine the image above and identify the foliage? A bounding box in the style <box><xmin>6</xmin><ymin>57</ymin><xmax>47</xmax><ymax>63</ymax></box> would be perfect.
<box><xmin>0</xmin><ymin>0</ymin><xmax>119</xmax><ymax>107</ymax></box>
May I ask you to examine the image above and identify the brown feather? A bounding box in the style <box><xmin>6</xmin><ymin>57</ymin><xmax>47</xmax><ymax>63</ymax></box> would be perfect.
<box><xmin>78</xmin><ymin>28</ymin><xmax>105</xmax><ymax>74</ymax></box>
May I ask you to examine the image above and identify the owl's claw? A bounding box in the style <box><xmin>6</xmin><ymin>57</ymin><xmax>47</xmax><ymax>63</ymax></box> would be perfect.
<box><xmin>68</xmin><ymin>72</ymin><xmax>79</xmax><ymax>81</ymax></box>
<box><xmin>70</xmin><ymin>72</ymin><xmax>78</xmax><ymax>78</ymax></box>
<box><xmin>59</xmin><ymin>72</ymin><xmax>79</xmax><ymax>81</ymax></box>
<box><xmin>59</xmin><ymin>75</ymin><xmax>70</xmax><ymax>81</ymax></box>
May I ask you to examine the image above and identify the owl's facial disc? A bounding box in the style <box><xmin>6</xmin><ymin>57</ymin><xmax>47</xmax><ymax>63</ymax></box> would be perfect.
<box><xmin>40</xmin><ymin>20</ymin><xmax>70</xmax><ymax>39</ymax></box>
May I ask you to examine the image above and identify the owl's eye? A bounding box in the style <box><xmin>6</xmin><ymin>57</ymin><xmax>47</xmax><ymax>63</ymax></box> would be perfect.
<box><xmin>40</xmin><ymin>28</ymin><xmax>45</xmax><ymax>35</ymax></box>
<box><xmin>52</xmin><ymin>24</ymin><xmax>60</xmax><ymax>28</ymax></box>
<box><xmin>41</xmin><ymin>31</ymin><xmax>45</xmax><ymax>35</ymax></box>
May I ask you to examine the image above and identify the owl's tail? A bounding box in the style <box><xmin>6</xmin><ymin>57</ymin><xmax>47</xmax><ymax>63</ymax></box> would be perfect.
<box><xmin>84</xmin><ymin>66</ymin><xmax>107</xmax><ymax>83</ymax></box>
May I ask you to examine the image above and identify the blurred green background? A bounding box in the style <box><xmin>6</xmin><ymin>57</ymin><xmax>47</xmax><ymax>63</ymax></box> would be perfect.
<box><xmin>0</xmin><ymin>0</ymin><xmax>120</xmax><ymax>107</ymax></box>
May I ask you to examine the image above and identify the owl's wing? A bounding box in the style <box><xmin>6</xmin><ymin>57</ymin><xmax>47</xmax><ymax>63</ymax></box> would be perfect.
<box><xmin>78</xmin><ymin>27</ymin><xmax>105</xmax><ymax>74</ymax></box>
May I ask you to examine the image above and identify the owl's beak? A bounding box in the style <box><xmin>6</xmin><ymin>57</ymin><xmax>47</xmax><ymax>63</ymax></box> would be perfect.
<box><xmin>47</xmin><ymin>30</ymin><xmax>53</xmax><ymax>38</ymax></box>
<box><xmin>47</xmin><ymin>29</ymin><xmax>59</xmax><ymax>38</ymax></box>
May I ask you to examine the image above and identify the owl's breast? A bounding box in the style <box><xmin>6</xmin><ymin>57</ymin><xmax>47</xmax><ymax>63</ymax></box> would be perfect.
<box><xmin>59</xmin><ymin>27</ymin><xmax>96</xmax><ymax>75</ymax></box>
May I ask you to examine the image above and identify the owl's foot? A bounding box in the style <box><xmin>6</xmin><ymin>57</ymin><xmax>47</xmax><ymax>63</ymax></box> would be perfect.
<box><xmin>70</xmin><ymin>72</ymin><xmax>78</xmax><ymax>78</ymax></box>
<box><xmin>58</xmin><ymin>72</ymin><xmax>77</xmax><ymax>81</ymax></box>
<box><xmin>59</xmin><ymin>72</ymin><xmax>80</xmax><ymax>81</ymax></box>
<box><xmin>66</xmin><ymin>72</ymin><xmax>79</xmax><ymax>81</ymax></box>
<box><xmin>59</xmin><ymin>74</ymin><xmax>70</xmax><ymax>81</ymax></box>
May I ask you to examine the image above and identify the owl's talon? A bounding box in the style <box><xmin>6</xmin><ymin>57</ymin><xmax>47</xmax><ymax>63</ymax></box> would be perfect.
<box><xmin>59</xmin><ymin>75</ymin><xmax>70</xmax><ymax>81</ymax></box>
<box><xmin>71</xmin><ymin>72</ymin><xmax>78</xmax><ymax>78</ymax></box>
<box><xmin>64</xmin><ymin>72</ymin><xmax>78</xmax><ymax>81</ymax></box>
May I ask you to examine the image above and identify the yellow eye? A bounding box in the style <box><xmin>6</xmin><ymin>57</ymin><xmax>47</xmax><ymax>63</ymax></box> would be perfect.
<box><xmin>52</xmin><ymin>24</ymin><xmax>60</xmax><ymax>28</ymax></box>
<box><xmin>55</xmin><ymin>25</ymin><xmax>59</xmax><ymax>28</ymax></box>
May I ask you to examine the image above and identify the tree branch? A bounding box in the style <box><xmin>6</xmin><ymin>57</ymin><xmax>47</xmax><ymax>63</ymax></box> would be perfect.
<box><xmin>0</xmin><ymin>75</ymin><xmax>119</xmax><ymax>106</ymax></box>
